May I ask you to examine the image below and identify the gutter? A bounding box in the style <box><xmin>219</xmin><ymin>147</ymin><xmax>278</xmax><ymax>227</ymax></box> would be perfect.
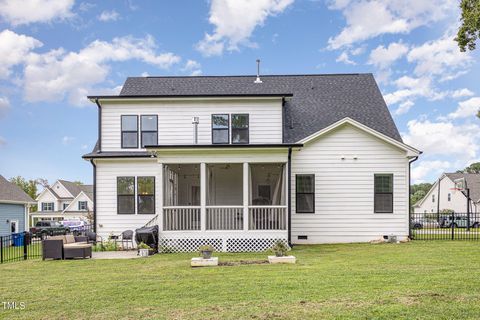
<box><xmin>90</xmin><ymin>159</ymin><xmax>97</xmax><ymax>233</ymax></box>
<box><xmin>287</xmin><ymin>147</ymin><xmax>292</xmax><ymax>246</ymax></box>
<box><xmin>408</xmin><ymin>156</ymin><xmax>419</xmax><ymax>239</ymax></box>
<box><xmin>88</xmin><ymin>93</ymin><xmax>293</xmax><ymax>100</ymax></box>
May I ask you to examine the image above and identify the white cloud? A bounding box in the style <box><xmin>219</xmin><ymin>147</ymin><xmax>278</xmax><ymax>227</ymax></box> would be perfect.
<box><xmin>411</xmin><ymin>160</ymin><xmax>451</xmax><ymax>183</ymax></box>
<box><xmin>368</xmin><ymin>42</ymin><xmax>408</xmax><ymax>69</ymax></box>
<box><xmin>327</xmin><ymin>0</ymin><xmax>455</xmax><ymax>49</ymax></box>
<box><xmin>0</xmin><ymin>29</ymin><xmax>42</xmax><ymax>78</ymax></box>
<box><xmin>448</xmin><ymin>97</ymin><xmax>480</xmax><ymax>119</ymax></box>
<box><xmin>0</xmin><ymin>136</ymin><xmax>6</xmax><ymax>147</ymax></box>
<box><xmin>394</xmin><ymin>100</ymin><xmax>414</xmax><ymax>115</ymax></box>
<box><xmin>451</xmin><ymin>88</ymin><xmax>474</xmax><ymax>99</ymax></box>
<box><xmin>98</xmin><ymin>10</ymin><xmax>119</xmax><ymax>22</ymax></box>
<box><xmin>181</xmin><ymin>60</ymin><xmax>202</xmax><ymax>76</ymax></box>
<box><xmin>23</xmin><ymin>35</ymin><xmax>181</xmax><ymax>105</ymax></box>
<box><xmin>336</xmin><ymin>51</ymin><xmax>355</xmax><ymax>65</ymax></box>
<box><xmin>196</xmin><ymin>0</ymin><xmax>294</xmax><ymax>56</ymax></box>
<box><xmin>0</xmin><ymin>96</ymin><xmax>10</xmax><ymax>118</ymax></box>
<box><xmin>384</xmin><ymin>76</ymin><xmax>445</xmax><ymax>105</ymax></box>
<box><xmin>62</xmin><ymin>136</ymin><xmax>74</xmax><ymax>145</ymax></box>
<box><xmin>403</xmin><ymin>119</ymin><xmax>480</xmax><ymax>159</ymax></box>
<box><xmin>0</xmin><ymin>0</ymin><xmax>74</xmax><ymax>26</ymax></box>
<box><xmin>407</xmin><ymin>34</ymin><xmax>473</xmax><ymax>80</ymax></box>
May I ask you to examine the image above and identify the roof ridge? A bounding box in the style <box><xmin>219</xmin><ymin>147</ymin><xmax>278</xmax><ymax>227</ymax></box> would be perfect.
<box><xmin>138</xmin><ymin>73</ymin><xmax>368</xmax><ymax>79</ymax></box>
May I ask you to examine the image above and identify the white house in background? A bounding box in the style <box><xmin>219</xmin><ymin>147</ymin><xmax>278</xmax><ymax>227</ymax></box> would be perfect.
<box><xmin>31</xmin><ymin>180</ymin><xmax>93</xmax><ymax>226</ymax></box>
<box><xmin>82</xmin><ymin>73</ymin><xmax>421</xmax><ymax>252</ymax></box>
<box><xmin>413</xmin><ymin>173</ymin><xmax>480</xmax><ymax>214</ymax></box>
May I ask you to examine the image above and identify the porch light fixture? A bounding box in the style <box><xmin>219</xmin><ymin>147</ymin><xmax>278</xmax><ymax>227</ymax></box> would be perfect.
<box><xmin>341</xmin><ymin>155</ymin><xmax>346</xmax><ymax>160</ymax></box>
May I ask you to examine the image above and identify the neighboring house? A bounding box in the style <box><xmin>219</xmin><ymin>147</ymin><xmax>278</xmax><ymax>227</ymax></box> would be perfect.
<box><xmin>0</xmin><ymin>175</ymin><xmax>36</xmax><ymax>236</ymax></box>
<box><xmin>413</xmin><ymin>173</ymin><xmax>480</xmax><ymax>214</ymax></box>
<box><xmin>31</xmin><ymin>180</ymin><xmax>93</xmax><ymax>226</ymax></box>
<box><xmin>83</xmin><ymin>73</ymin><xmax>420</xmax><ymax>251</ymax></box>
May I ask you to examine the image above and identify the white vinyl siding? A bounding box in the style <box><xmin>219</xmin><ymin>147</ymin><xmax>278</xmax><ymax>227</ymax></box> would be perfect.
<box><xmin>95</xmin><ymin>159</ymin><xmax>161</xmax><ymax>238</ymax></box>
<box><xmin>100</xmin><ymin>99</ymin><xmax>283</xmax><ymax>151</ymax></box>
<box><xmin>291</xmin><ymin>124</ymin><xmax>410</xmax><ymax>244</ymax></box>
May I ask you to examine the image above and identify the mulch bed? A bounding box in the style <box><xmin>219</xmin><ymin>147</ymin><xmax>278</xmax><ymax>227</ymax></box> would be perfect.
<box><xmin>218</xmin><ymin>259</ymin><xmax>269</xmax><ymax>266</ymax></box>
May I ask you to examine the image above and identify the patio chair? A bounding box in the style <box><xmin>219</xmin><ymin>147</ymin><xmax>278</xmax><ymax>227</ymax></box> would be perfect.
<box><xmin>86</xmin><ymin>231</ymin><xmax>101</xmax><ymax>244</ymax></box>
<box><xmin>42</xmin><ymin>238</ymin><xmax>64</xmax><ymax>260</ymax></box>
<box><xmin>119</xmin><ymin>230</ymin><xmax>134</xmax><ymax>250</ymax></box>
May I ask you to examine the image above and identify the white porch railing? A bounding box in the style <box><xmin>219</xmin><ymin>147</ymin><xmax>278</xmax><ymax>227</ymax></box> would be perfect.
<box><xmin>248</xmin><ymin>206</ymin><xmax>287</xmax><ymax>230</ymax></box>
<box><xmin>206</xmin><ymin>206</ymin><xmax>243</xmax><ymax>230</ymax></box>
<box><xmin>163</xmin><ymin>207</ymin><xmax>201</xmax><ymax>231</ymax></box>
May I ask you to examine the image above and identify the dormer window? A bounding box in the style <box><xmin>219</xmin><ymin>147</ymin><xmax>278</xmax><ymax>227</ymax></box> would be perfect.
<box><xmin>121</xmin><ymin>115</ymin><xmax>138</xmax><ymax>148</ymax></box>
<box><xmin>212</xmin><ymin>114</ymin><xmax>229</xmax><ymax>144</ymax></box>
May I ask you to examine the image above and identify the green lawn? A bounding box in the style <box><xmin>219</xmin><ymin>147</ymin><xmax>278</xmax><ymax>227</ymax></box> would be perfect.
<box><xmin>1</xmin><ymin>241</ymin><xmax>480</xmax><ymax>319</ymax></box>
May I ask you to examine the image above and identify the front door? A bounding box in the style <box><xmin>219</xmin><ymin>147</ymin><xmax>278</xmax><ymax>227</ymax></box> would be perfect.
<box><xmin>10</xmin><ymin>220</ymin><xmax>18</xmax><ymax>234</ymax></box>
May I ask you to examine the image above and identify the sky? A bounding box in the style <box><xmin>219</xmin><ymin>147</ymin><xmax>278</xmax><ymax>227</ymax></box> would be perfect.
<box><xmin>0</xmin><ymin>0</ymin><xmax>479</xmax><ymax>185</ymax></box>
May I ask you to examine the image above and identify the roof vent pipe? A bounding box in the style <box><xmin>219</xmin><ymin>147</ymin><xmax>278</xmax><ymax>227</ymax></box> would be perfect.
<box><xmin>192</xmin><ymin>116</ymin><xmax>199</xmax><ymax>144</ymax></box>
<box><xmin>254</xmin><ymin>59</ymin><xmax>262</xmax><ymax>83</ymax></box>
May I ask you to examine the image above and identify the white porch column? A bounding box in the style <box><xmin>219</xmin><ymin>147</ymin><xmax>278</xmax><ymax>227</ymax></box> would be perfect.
<box><xmin>158</xmin><ymin>162</ymin><xmax>164</xmax><ymax>232</ymax></box>
<box><xmin>243</xmin><ymin>162</ymin><xmax>249</xmax><ymax>231</ymax></box>
<box><xmin>200</xmin><ymin>163</ymin><xmax>206</xmax><ymax>231</ymax></box>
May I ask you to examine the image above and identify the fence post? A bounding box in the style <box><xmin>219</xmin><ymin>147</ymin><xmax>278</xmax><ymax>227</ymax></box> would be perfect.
<box><xmin>451</xmin><ymin>211</ymin><xmax>455</xmax><ymax>240</ymax></box>
<box><xmin>23</xmin><ymin>232</ymin><xmax>28</xmax><ymax>260</ymax></box>
<box><xmin>0</xmin><ymin>236</ymin><xmax>3</xmax><ymax>264</ymax></box>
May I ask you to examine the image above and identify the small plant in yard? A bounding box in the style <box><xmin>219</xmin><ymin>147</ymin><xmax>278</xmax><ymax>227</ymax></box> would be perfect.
<box><xmin>93</xmin><ymin>240</ymin><xmax>119</xmax><ymax>252</ymax></box>
<box><xmin>137</xmin><ymin>242</ymin><xmax>152</xmax><ymax>257</ymax></box>
<box><xmin>138</xmin><ymin>242</ymin><xmax>150</xmax><ymax>249</ymax></box>
<box><xmin>198</xmin><ymin>244</ymin><xmax>215</xmax><ymax>259</ymax></box>
<box><xmin>270</xmin><ymin>240</ymin><xmax>290</xmax><ymax>257</ymax></box>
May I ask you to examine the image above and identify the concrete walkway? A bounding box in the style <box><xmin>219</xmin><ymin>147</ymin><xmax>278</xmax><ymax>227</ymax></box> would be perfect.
<box><xmin>92</xmin><ymin>251</ymin><xmax>141</xmax><ymax>259</ymax></box>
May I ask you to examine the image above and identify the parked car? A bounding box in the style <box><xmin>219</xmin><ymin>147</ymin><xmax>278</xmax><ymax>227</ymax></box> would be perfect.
<box><xmin>440</xmin><ymin>216</ymin><xmax>480</xmax><ymax>228</ymax></box>
<box><xmin>411</xmin><ymin>218</ymin><xmax>439</xmax><ymax>229</ymax></box>
<box><xmin>30</xmin><ymin>221</ymin><xmax>69</xmax><ymax>237</ymax></box>
<box><xmin>61</xmin><ymin>219</ymin><xmax>89</xmax><ymax>234</ymax></box>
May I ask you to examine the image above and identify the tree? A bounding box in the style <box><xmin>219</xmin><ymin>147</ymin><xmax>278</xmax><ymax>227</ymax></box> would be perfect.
<box><xmin>410</xmin><ymin>183</ymin><xmax>433</xmax><ymax>211</ymax></box>
<box><xmin>9</xmin><ymin>176</ymin><xmax>38</xmax><ymax>212</ymax></box>
<box><xmin>463</xmin><ymin>162</ymin><xmax>480</xmax><ymax>173</ymax></box>
<box><xmin>455</xmin><ymin>0</ymin><xmax>480</xmax><ymax>52</ymax></box>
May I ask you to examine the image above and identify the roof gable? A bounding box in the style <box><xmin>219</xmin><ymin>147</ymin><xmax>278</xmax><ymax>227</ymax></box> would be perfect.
<box><xmin>0</xmin><ymin>175</ymin><xmax>35</xmax><ymax>204</ymax></box>
<box><xmin>445</xmin><ymin>173</ymin><xmax>480</xmax><ymax>202</ymax></box>
<box><xmin>101</xmin><ymin>73</ymin><xmax>403</xmax><ymax>144</ymax></box>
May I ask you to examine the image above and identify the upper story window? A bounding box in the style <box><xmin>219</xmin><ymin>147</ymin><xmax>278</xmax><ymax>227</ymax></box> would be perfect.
<box><xmin>432</xmin><ymin>194</ymin><xmax>435</xmax><ymax>203</ymax></box>
<box><xmin>374</xmin><ymin>174</ymin><xmax>393</xmax><ymax>213</ymax></box>
<box><xmin>212</xmin><ymin>114</ymin><xmax>229</xmax><ymax>144</ymax></box>
<box><xmin>78</xmin><ymin>201</ymin><xmax>88</xmax><ymax>211</ymax></box>
<box><xmin>121</xmin><ymin>115</ymin><xmax>138</xmax><ymax>148</ymax></box>
<box><xmin>141</xmin><ymin>115</ymin><xmax>158</xmax><ymax>147</ymax></box>
<box><xmin>447</xmin><ymin>193</ymin><xmax>451</xmax><ymax>201</ymax></box>
<box><xmin>232</xmin><ymin>114</ymin><xmax>249</xmax><ymax>144</ymax></box>
<box><xmin>62</xmin><ymin>203</ymin><xmax>69</xmax><ymax>210</ymax></box>
<box><xmin>42</xmin><ymin>202</ymin><xmax>54</xmax><ymax>211</ymax></box>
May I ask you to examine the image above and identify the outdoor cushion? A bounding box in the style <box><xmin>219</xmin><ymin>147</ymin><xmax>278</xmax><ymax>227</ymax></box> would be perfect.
<box><xmin>64</xmin><ymin>243</ymin><xmax>92</xmax><ymax>249</ymax></box>
<box><xmin>50</xmin><ymin>235</ymin><xmax>66</xmax><ymax>244</ymax></box>
<box><xmin>65</xmin><ymin>235</ymin><xmax>76</xmax><ymax>243</ymax></box>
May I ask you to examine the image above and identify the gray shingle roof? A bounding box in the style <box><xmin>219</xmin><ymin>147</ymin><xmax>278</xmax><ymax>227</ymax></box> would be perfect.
<box><xmin>0</xmin><ymin>175</ymin><xmax>35</xmax><ymax>203</ymax></box>
<box><xmin>57</xmin><ymin>180</ymin><xmax>93</xmax><ymax>198</ymax></box>
<box><xmin>117</xmin><ymin>74</ymin><xmax>402</xmax><ymax>143</ymax></box>
<box><xmin>445</xmin><ymin>173</ymin><xmax>480</xmax><ymax>202</ymax></box>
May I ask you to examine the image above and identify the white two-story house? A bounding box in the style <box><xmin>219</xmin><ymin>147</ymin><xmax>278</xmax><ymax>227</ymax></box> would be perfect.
<box><xmin>82</xmin><ymin>73</ymin><xmax>420</xmax><ymax>252</ymax></box>
<box><xmin>32</xmin><ymin>179</ymin><xmax>93</xmax><ymax>226</ymax></box>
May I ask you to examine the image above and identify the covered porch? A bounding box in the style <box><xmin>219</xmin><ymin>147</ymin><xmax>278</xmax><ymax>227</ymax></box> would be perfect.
<box><xmin>157</xmin><ymin>160</ymin><xmax>288</xmax><ymax>252</ymax></box>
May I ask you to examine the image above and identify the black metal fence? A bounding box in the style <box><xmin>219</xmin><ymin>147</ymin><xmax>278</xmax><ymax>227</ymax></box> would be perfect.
<box><xmin>410</xmin><ymin>212</ymin><xmax>480</xmax><ymax>240</ymax></box>
<box><xmin>0</xmin><ymin>225</ymin><xmax>94</xmax><ymax>264</ymax></box>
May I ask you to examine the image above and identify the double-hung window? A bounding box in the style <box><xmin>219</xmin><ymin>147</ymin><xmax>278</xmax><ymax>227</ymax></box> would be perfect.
<box><xmin>374</xmin><ymin>174</ymin><xmax>393</xmax><ymax>213</ymax></box>
<box><xmin>141</xmin><ymin>115</ymin><xmax>158</xmax><ymax>147</ymax></box>
<box><xmin>296</xmin><ymin>174</ymin><xmax>315</xmax><ymax>213</ymax></box>
<box><xmin>117</xmin><ymin>177</ymin><xmax>135</xmax><ymax>214</ymax></box>
<box><xmin>231</xmin><ymin>114</ymin><xmax>249</xmax><ymax>144</ymax></box>
<box><xmin>212</xmin><ymin>114</ymin><xmax>229</xmax><ymax>144</ymax></box>
<box><xmin>42</xmin><ymin>202</ymin><xmax>54</xmax><ymax>211</ymax></box>
<box><xmin>121</xmin><ymin>115</ymin><xmax>138</xmax><ymax>148</ymax></box>
<box><xmin>137</xmin><ymin>177</ymin><xmax>155</xmax><ymax>214</ymax></box>
<box><xmin>78</xmin><ymin>201</ymin><xmax>88</xmax><ymax>211</ymax></box>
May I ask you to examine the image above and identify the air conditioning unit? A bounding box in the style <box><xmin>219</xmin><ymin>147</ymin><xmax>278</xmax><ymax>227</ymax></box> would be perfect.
<box><xmin>383</xmin><ymin>234</ymin><xmax>398</xmax><ymax>243</ymax></box>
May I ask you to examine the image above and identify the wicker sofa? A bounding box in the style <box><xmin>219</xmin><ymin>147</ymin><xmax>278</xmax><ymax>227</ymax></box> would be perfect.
<box><xmin>42</xmin><ymin>234</ymin><xmax>92</xmax><ymax>260</ymax></box>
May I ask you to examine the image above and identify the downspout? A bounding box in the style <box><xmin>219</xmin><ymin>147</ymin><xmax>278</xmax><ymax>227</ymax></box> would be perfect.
<box><xmin>408</xmin><ymin>156</ymin><xmax>419</xmax><ymax>239</ymax></box>
<box><xmin>287</xmin><ymin>147</ymin><xmax>292</xmax><ymax>246</ymax></box>
<box><xmin>90</xmin><ymin>159</ymin><xmax>97</xmax><ymax>233</ymax></box>
<box><xmin>95</xmin><ymin>98</ymin><xmax>102</xmax><ymax>151</ymax></box>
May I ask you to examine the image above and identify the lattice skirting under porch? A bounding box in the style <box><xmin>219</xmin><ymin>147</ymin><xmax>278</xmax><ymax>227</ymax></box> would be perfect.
<box><xmin>158</xmin><ymin>236</ymin><xmax>288</xmax><ymax>253</ymax></box>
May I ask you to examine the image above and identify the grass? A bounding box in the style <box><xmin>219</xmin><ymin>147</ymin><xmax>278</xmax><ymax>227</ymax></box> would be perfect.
<box><xmin>1</xmin><ymin>241</ymin><xmax>480</xmax><ymax>319</ymax></box>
